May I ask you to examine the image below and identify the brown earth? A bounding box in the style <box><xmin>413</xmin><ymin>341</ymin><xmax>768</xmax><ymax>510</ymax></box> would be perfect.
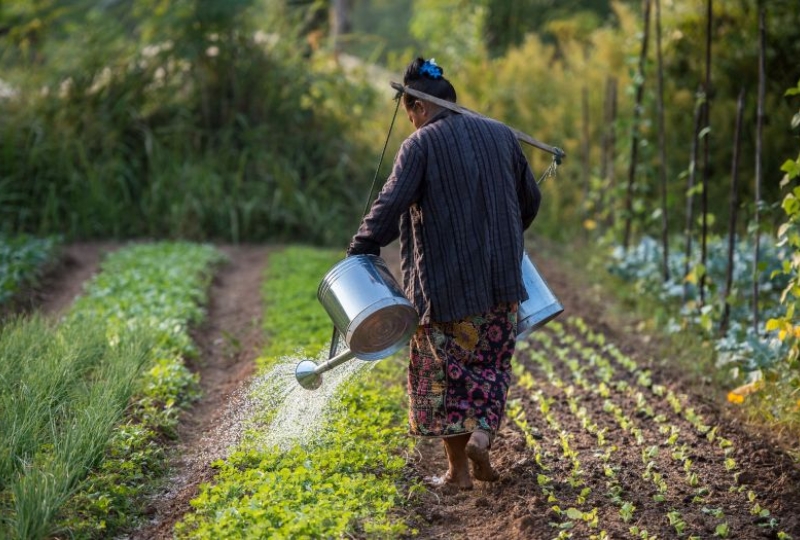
<box><xmin>30</xmin><ymin>242</ymin><xmax>800</xmax><ymax>540</ymax></box>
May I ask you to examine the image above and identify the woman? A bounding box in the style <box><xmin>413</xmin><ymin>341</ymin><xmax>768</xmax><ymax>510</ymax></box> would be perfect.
<box><xmin>347</xmin><ymin>57</ymin><xmax>541</xmax><ymax>489</ymax></box>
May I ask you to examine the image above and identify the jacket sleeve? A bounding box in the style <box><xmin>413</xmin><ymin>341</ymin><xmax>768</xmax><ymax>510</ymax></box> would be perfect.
<box><xmin>347</xmin><ymin>138</ymin><xmax>426</xmax><ymax>256</ymax></box>
<box><xmin>515</xmin><ymin>144</ymin><xmax>542</xmax><ymax>231</ymax></box>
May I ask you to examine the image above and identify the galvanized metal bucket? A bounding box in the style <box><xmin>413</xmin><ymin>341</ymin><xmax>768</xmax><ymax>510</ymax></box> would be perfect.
<box><xmin>517</xmin><ymin>252</ymin><xmax>564</xmax><ymax>338</ymax></box>
<box><xmin>317</xmin><ymin>255</ymin><xmax>419</xmax><ymax>360</ymax></box>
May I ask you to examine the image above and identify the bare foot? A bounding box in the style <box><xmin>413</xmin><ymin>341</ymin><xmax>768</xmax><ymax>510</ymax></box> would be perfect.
<box><xmin>424</xmin><ymin>472</ymin><xmax>473</xmax><ymax>491</ymax></box>
<box><xmin>466</xmin><ymin>432</ymin><xmax>500</xmax><ymax>482</ymax></box>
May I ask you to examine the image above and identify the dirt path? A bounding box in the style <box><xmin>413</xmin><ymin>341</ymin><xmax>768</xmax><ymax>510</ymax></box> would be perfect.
<box><xmin>21</xmin><ymin>242</ymin><xmax>115</xmax><ymax>319</ymax></box>
<box><xmin>131</xmin><ymin>245</ymin><xmax>268</xmax><ymax>539</ymax></box>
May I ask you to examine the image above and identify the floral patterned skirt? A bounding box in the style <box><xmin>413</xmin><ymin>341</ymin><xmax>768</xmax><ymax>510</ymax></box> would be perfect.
<box><xmin>407</xmin><ymin>302</ymin><xmax>518</xmax><ymax>441</ymax></box>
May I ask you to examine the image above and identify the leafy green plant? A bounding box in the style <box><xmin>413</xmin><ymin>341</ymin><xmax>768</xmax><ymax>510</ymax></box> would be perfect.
<box><xmin>767</xmin><ymin>79</ymin><xmax>800</xmax><ymax>372</ymax></box>
<box><xmin>175</xmin><ymin>246</ymin><xmax>414</xmax><ymax>538</ymax></box>
<box><xmin>0</xmin><ymin>234</ymin><xmax>59</xmax><ymax>306</ymax></box>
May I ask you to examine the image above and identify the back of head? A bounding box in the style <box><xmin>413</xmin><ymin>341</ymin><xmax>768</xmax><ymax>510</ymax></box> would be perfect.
<box><xmin>403</xmin><ymin>57</ymin><xmax>457</xmax><ymax>108</ymax></box>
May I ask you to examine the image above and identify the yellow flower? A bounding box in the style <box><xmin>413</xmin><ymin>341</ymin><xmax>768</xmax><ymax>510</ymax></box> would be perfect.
<box><xmin>727</xmin><ymin>392</ymin><xmax>745</xmax><ymax>405</ymax></box>
<box><xmin>727</xmin><ymin>380</ymin><xmax>763</xmax><ymax>405</ymax></box>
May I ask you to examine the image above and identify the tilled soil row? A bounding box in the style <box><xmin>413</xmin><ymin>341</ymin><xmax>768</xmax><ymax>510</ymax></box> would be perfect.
<box><xmin>402</xmin><ymin>253</ymin><xmax>800</xmax><ymax>540</ymax></box>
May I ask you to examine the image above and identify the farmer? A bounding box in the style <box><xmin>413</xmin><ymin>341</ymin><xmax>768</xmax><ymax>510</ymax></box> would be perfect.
<box><xmin>347</xmin><ymin>57</ymin><xmax>541</xmax><ymax>490</ymax></box>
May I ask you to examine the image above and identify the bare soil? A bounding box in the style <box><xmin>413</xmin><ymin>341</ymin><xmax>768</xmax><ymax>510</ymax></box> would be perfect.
<box><xmin>30</xmin><ymin>242</ymin><xmax>800</xmax><ymax>539</ymax></box>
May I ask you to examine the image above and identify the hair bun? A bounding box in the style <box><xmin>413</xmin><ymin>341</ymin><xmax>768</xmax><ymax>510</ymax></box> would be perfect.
<box><xmin>418</xmin><ymin>58</ymin><xmax>443</xmax><ymax>80</ymax></box>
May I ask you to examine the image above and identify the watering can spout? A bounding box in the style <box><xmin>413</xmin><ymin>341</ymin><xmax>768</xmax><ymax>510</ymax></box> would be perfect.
<box><xmin>295</xmin><ymin>347</ymin><xmax>357</xmax><ymax>390</ymax></box>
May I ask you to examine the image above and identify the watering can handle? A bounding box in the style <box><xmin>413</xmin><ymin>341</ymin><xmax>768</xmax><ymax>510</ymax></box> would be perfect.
<box><xmin>327</xmin><ymin>326</ymin><xmax>342</xmax><ymax>359</ymax></box>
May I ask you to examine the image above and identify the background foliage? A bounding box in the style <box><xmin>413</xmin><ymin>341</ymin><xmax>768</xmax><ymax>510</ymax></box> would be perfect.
<box><xmin>2</xmin><ymin>0</ymin><xmax>799</xmax><ymax>428</ymax></box>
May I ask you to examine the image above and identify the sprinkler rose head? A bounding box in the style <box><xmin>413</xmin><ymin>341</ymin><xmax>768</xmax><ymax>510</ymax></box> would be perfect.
<box><xmin>295</xmin><ymin>360</ymin><xmax>323</xmax><ymax>390</ymax></box>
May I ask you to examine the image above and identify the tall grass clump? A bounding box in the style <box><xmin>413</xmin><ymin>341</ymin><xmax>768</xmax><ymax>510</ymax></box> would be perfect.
<box><xmin>0</xmin><ymin>2</ymin><xmax>381</xmax><ymax>245</ymax></box>
<box><xmin>0</xmin><ymin>316</ymin><xmax>153</xmax><ymax>540</ymax></box>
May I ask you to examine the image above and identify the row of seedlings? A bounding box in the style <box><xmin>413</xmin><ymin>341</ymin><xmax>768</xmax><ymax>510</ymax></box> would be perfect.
<box><xmin>0</xmin><ymin>242</ymin><xmax>224</xmax><ymax>539</ymax></box>
<box><xmin>517</xmin><ymin>316</ymin><xmax>792</xmax><ymax>539</ymax></box>
<box><xmin>568</xmin><ymin>317</ymin><xmax>793</xmax><ymax>539</ymax></box>
<box><xmin>174</xmin><ymin>247</ymin><xmax>417</xmax><ymax>539</ymax></box>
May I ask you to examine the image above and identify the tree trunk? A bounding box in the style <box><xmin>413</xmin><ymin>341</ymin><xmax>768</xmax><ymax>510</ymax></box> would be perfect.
<box><xmin>699</xmin><ymin>0</ymin><xmax>713</xmax><ymax>305</ymax></box>
<box><xmin>753</xmin><ymin>2</ymin><xmax>766</xmax><ymax>333</ymax></box>
<box><xmin>330</xmin><ymin>0</ymin><xmax>351</xmax><ymax>52</ymax></box>
<box><xmin>655</xmin><ymin>0</ymin><xmax>669</xmax><ymax>281</ymax></box>
<box><xmin>720</xmin><ymin>87</ymin><xmax>746</xmax><ymax>335</ymax></box>
<box><xmin>623</xmin><ymin>0</ymin><xmax>652</xmax><ymax>249</ymax></box>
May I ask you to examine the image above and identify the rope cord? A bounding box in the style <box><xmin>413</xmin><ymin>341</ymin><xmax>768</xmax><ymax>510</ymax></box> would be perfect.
<box><xmin>537</xmin><ymin>147</ymin><xmax>565</xmax><ymax>186</ymax></box>
<box><xmin>360</xmin><ymin>92</ymin><xmax>403</xmax><ymax>221</ymax></box>
<box><xmin>332</xmin><ymin>93</ymin><xmax>403</xmax><ymax>360</ymax></box>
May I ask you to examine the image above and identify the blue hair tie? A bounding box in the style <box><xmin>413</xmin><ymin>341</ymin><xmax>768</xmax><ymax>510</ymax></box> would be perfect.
<box><xmin>419</xmin><ymin>58</ymin><xmax>443</xmax><ymax>79</ymax></box>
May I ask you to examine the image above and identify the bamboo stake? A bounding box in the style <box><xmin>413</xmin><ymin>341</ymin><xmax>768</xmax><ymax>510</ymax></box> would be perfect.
<box><xmin>753</xmin><ymin>3</ymin><xmax>766</xmax><ymax>334</ymax></box>
<box><xmin>655</xmin><ymin>0</ymin><xmax>670</xmax><ymax>281</ymax></box>
<box><xmin>623</xmin><ymin>0</ymin><xmax>652</xmax><ymax>250</ymax></box>
<box><xmin>389</xmin><ymin>81</ymin><xmax>565</xmax><ymax>160</ymax></box>
<box><xmin>720</xmin><ymin>88</ymin><xmax>746</xmax><ymax>335</ymax></box>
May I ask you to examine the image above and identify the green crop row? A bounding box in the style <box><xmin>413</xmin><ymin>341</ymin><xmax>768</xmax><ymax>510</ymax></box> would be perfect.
<box><xmin>0</xmin><ymin>234</ymin><xmax>59</xmax><ymax>306</ymax></box>
<box><xmin>0</xmin><ymin>241</ymin><xmax>224</xmax><ymax>539</ymax></box>
<box><xmin>175</xmin><ymin>246</ymin><xmax>416</xmax><ymax>539</ymax></box>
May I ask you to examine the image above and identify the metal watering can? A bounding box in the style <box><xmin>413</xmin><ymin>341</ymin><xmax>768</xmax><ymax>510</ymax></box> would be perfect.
<box><xmin>295</xmin><ymin>252</ymin><xmax>563</xmax><ymax>390</ymax></box>
<box><xmin>295</xmin><ymin>255</ymin><xmax>419</xmax><ymax>390</ymax></box>
<box><xmin>517</xmin><ymin>252</ymin><xmax>564</xmax><ymax>338</ymax></box>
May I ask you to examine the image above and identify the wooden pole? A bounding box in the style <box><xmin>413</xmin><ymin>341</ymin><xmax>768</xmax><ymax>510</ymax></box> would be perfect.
<box><xmin>682</xmin><ymin>89</ymin><xmax>703</xmax><ymax>303</ymax></box>
<box><xmin>389</xmin><ymin>82</ymin><xmax>565</xmax><ymax>159</ymax></box>
<box><xmin>655</xmin><ymin>0</ymin><xmax>670</xmax><ymax>281</ymax></box>
<box><xmin>623</xmin><ymin>0</ymin><xmax>652</xmax><ymax>249</ymax></box>
<box><xmin>582</xmin><ymin>82</ymin><xmax>591</xmax><ymax>217</ymax></box>
<box><xmin>720</xmin><ymin>87</ymin><xmax>746</xmax><ymax>335</ymax></box>
<box><xmin>699</xmin><ymin>0</ymin><xmax>713</xmax><ymax>305</ymax></box>
<box><xmin>602</xmin><ymin>77</ymin><xmax>618</xmax><ymax>227</ymax></box>
<box><xmin>753</xmin><ymin>2</ymin><xmax>766</xmax><ymax>333</ymax></box>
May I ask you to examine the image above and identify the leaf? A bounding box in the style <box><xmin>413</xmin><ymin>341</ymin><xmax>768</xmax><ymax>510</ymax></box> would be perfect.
<box><xmin>781</xmin><ymin>159</ymin><xmax>800</xmax><ymax>179</ymax></box>
<box><xmin>566</xmin><ymin>508</ymin><xmax>584</xmax><ymax>520</ymax></box>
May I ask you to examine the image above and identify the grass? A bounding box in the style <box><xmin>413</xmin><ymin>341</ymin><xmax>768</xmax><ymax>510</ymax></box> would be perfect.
<box><xmin>0</xmin><ymin>316</ymin><xmax>153</xmax><ymax>539</ymax></box>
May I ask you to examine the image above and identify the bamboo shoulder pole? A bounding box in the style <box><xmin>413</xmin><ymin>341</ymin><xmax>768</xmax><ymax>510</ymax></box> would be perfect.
<box><xmin>390</xmin><ymin>81</ymin><xmax>565</xmax><ymax>162</ymax></box>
